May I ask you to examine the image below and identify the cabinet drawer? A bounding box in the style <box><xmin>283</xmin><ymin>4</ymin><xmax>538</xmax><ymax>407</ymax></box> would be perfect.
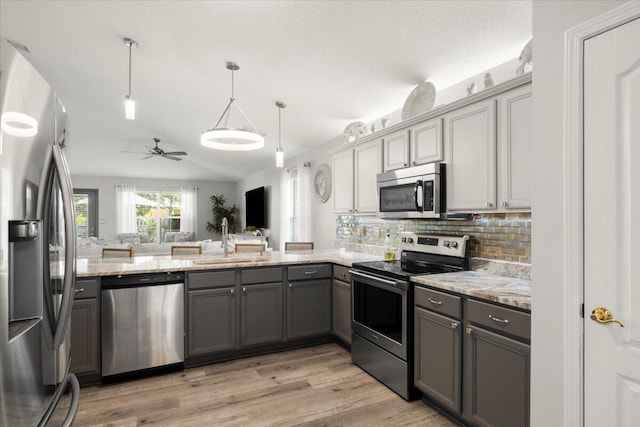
<box><xmin>466</xmin><ymin>299</ymin><xmax>530</xmax><ymax>341</ymax></box>
<box><xmin>188</xmin><ymin>270</ymin><xmax>235</xmax><ymax>290</ymax></box>
<box><xmin>415</xmin><ymin>286</ymin><xmax>461</xmax><ymax>319</ymax></box>
<box><xmin>74</xmin><ymin>279</ymin><xmax>99</xmax><ymax>299</ymax></box>
<box><xmin>241</xmin><ymin>267</ymin><xmax>282</xmax><ymax>284</ymax></box>
<box><xmin>333</xmin><ymin>265</ymin><xmax>351</xmax><ymax>283</ymax></box>
<box><xmin>288</xmin><ymin>264</ymin><xmax>331</xmax><ymax>281</ymax></box>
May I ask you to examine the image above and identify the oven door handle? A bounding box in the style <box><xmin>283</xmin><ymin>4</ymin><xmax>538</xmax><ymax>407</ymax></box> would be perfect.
<box><xmin>349</xmin><ymin>270</ymin><xmax>405</xmax><ymax>288</ymax></box>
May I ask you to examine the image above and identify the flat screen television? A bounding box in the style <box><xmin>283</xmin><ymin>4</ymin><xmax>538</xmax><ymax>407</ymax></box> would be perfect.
<box><xmin>245</xmin><ymin>186</ymin><xmax>266</xmax><ymax>229</ymax></box>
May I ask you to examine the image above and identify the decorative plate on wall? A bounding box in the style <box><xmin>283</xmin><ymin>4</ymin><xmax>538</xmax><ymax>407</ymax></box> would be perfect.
<box><xmin>401</xmin><ymin>81</ymin><xmax>436</xmax><ymax>120</ymax></box>
<box><xmin>314</xmin><ymin>164</ymin><xmax>331</xmax><ymax>203</ymax></box>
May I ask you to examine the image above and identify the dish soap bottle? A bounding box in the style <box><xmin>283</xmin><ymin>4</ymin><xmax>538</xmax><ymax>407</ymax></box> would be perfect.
<box><xmin>384</xmin><ymin>233</ymin><xmax>394</xmax><ymax>260</ymax></box>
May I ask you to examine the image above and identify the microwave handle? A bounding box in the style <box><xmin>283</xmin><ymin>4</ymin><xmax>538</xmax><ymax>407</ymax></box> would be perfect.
<box><xmin>414</xmin><ymin>180</ymin><xmax>423</xmax><ymax>211</ymax></box>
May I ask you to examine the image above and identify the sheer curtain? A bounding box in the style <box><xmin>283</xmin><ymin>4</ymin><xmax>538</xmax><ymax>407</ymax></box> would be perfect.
<box><xmin>115</xmin><ymin>184</ymin><xmax>137</xmax><ymax>233</ymax></box>
<box><xmin>280</xmin><ymin>162</ymin><xmax>313</xmax><ymax>250</ymax></box>
<box><xmin>297</xmin><ymin>162</ymin><xmax>313</xmax><ymax>242</ymax></box>
<box><xmin>180</xmin><ymin>186</ymin><xmax>198</xmax><ymax>235</ymax></box>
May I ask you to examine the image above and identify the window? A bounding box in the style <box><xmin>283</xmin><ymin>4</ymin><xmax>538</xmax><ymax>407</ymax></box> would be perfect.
<box><xmin>73</xmin><ymin>189</ymin><xmax>98</xmax><ymax>238</ymax></box>
<box><xmin>135</xmin><ymin>191</ymin><xmax>181</xmax><ymax>242</ymax></box>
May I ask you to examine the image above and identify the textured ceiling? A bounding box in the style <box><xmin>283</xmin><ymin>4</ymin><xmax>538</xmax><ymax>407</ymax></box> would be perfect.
<box><xmin>0</xmin><ymin>1</ymin><xmax>531</xmax><ymax>181</ymax></box>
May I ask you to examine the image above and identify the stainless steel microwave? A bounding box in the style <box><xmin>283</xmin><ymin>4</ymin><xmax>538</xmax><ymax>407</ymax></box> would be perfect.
<box><xmin>376</xmin><ymin>163</ymin><xmax>445</xmax><ymax>219</ymax></box>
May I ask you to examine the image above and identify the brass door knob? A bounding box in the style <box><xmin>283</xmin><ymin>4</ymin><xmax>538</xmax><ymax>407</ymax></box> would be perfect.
<box><xmin>590</xmin><ymin>307</ymin><xmax>625</xmax><ymax>327</ymax></box>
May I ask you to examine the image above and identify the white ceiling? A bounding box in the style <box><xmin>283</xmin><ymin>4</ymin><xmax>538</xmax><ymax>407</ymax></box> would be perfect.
<box><xmin>0</xmin><ymin>1</ymin><xmax>531</xmax><ymax>182</ymax></box>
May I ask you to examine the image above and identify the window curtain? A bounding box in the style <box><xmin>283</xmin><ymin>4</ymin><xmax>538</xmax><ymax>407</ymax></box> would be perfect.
<box><xmin>180</xmin><ymin>186</ymin><xmax>198</xmax><ymax>235</ymax></box>
<box><xmin>297</xmin><ymin>162</ymin><xmax>313</xmax><ymax>243</ymax></box>
<box><xmin>115</xmin><ymin>184</ymin><xmax>137</xmax><ymax>233</ymax></box>
<box><xmin>280</xmin><ymin>169</ymin><xmax>294</xmax><ymax>250</ymax></box>
<box><xmin>280</xmin><ymin>162</ymin><xmax>313</xmax><ymax>250</ymax></box>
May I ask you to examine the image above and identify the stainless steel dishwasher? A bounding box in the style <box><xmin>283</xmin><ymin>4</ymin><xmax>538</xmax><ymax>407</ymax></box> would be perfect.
<box><xmin>101</xmin><ymin>272</ymin><xmax>184</xmax><ymax>378</ymax></box>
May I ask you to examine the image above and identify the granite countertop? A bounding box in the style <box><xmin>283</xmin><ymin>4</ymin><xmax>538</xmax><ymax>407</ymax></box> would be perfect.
<box><xmin>411</xmin><ymin>271</ymin><xmax>531</xmax><ymax>311</ymax></box>
<box><xmin>74</xmin><ymin>249</ymin><xmax>382</xmax><ymax>277</ymax></box>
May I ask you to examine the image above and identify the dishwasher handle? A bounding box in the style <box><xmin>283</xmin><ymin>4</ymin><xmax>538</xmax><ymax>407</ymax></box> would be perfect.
<box><xmin>101</xmin><ymin>272</ymin><xmax>185</xmax><ymax>289</ymax></box>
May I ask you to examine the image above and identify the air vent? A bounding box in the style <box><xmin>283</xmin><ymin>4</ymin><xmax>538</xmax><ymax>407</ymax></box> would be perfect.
<box><xmin>7</xmin><ymin>39</ymin><xmax>31</xmax><ymax>54</ymax></box>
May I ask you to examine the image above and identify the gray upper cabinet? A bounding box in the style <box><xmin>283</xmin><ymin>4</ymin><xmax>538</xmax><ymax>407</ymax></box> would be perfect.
<box><xmin>354</xmin><ymin>139</ymin><xmax>383</xmax><ymax>214</ymax></box>
<box><xmin>287</xmin><ymin>264</ymin><xmax>331</xmax><ymax>340</ymax></box>
<box><xmin>498</xmin><ymin>84</ymin><xmax>532</xmax><ymax>210</ymax></box>
<box><xmin>71</xmin><ymin>278</ymin><xmax>100</xmax><ymax>376</ymax></box>
<box><xmin>187</xmin><ymin>287</ymin><xmax>236</xmax><ymax>356</ymax></box>
<box><xmin>445</xmin><ymin>98</ymin><xmax>497</xmax><ymax>211</ymax></box>
<box><xmin>241</xmin><ymin>282</ymin><xmax>283</xmax><ymax>347</ymax></box>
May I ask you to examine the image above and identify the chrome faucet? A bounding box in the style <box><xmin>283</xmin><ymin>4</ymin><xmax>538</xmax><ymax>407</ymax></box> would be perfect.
<box><xmin>221</xmin><ymin>217</ymin><xmax>229</xmax><ymax>257</ymax></box>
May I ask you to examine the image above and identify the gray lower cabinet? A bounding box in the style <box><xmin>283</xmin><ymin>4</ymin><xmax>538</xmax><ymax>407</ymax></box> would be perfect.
<box><xmin>332</xmin><ymin>265</ymin><xmax>351</xmax><ymax>344</ymax></box>
<box><xmin>187</xmin><ymin>270</ymin><xmax>237</xmax><ymax>357</ymax></box>
<box><xmin>414</xmin><ymin>286</ymin><xmax>530</xmax><ymax>427</ymax></box>
<box><xmin>71</xmin><ymin>278</ymin><xmax>100</xmax><ymax>376</ymax></box>
<box><xmin>240</xmin><ymin>282</ymin><xmax>283</xmax><ymax>347</ymax></box>
<box><xmin>332</xmin><ymin>278</ymin><xmax>351</xmax><ymax>344</ymax></box>
<box><xmin>464</xmin><ymin>300</ymin><xmax>531</xmax><ymax>427</ymax></box>
<box><xmin>414</xmin><ymin>307</ymin><xmax>461</xmax><ymax>413</ymax></box>
<box><xmin>287</xmin><ymin>264</ymin><xmax>332</xmax><ymax>339</ymax></box>
<box><xmin>187</xmin><ymin>287</ymin><xmax>236</xmax><ymax>355</ymax></box>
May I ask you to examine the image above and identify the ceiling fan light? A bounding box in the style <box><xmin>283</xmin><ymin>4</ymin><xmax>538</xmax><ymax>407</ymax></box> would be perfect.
<box><xmin>125</xmin><ymin>95</ymin><xmax>135</xmax><ymax>120</ymax></box>
<box><xmin>276</xmin><ymin>147</ymin><xmax>284</xmax><ymax>168</ymax></box>
<box><xmin>200</xmin><ymin>128</ymin><xmax>264</xmax><ymax>151</ymax></box>
<box><xmin>1</xmin><ymin>111</ymin><xmax>38</xmax><ymax>137</ymax></box>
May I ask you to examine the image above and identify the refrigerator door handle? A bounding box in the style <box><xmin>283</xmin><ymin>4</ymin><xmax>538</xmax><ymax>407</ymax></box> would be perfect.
<box><xmin>51</xmin><ymin>145</ymin><xmax>76</xmax><ymax>349</ymax></box>
<box><xmin>61</xmin><ymin>374</ymin><xmax>80</xmax><ymax>427</ymax></box>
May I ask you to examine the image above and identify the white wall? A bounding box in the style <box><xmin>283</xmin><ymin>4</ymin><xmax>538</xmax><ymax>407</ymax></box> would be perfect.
<box><xmin>235</xmin><ymin>135</ymin><xmax>342</xmax><ymax>251</ymax></box>
<box><xmin>530</xmin><ymin>1</ymin><xmax>626</xmax><ymax>425</ymax></box>
<box><xmin>71</xmin><ymin>175</ymin><xmax>237</xmax><ymax>241</ymax></box>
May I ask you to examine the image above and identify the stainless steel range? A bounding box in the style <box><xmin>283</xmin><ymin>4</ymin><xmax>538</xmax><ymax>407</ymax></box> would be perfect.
<box><xmin>350</xmin><ymin>232</ymin><xmax>469</xmax><ymax>400</ymax></box>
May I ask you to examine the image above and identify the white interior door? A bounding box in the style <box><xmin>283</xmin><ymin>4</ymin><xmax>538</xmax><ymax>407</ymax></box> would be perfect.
<box><xmin>584</xmin><ymin>17</ymin><xmax>640</xmax><ymax>427</ymax></box>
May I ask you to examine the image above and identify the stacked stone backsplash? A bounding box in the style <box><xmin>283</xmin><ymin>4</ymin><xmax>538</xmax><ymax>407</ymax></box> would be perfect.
<box><xmin>336</xmin><ymin>212</ymin><xmax>531</xmax><ymax>264</ymax></box>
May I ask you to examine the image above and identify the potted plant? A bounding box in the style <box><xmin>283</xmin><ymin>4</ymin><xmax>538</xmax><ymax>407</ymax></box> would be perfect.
<box><xmin>206</xmin><ymin>194</ymin><xmax>239</xmax><ymax>235</ymax></box>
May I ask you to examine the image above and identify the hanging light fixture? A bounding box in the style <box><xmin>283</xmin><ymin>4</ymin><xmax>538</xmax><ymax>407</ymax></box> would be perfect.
<box><xmin>275</xmin><ymin>101</ymin><xmax>286</xmax><ymax>168</ymax></box>
<box><xmin>201</xmin><ymin>61</ymin><xmax>264</xmax><ymax>151</ymax></box>
<box><xmin>123</xmin><ymin>37</ymin><xmax>138</xmax><ymax>120</ymax></box>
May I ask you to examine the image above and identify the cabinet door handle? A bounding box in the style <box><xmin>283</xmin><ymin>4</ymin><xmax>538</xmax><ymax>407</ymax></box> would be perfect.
<box><xmin>486</xmin><ymin>202</ymin><xmax>493</xmax><ymax>208</ymax></box>
<box><xmin>466</xmin><ymin>327</ymin><xmax>474</xmax><ymax>335</ymax></box>
<box><xmin>242</xmin><ymin>287</ymin><xmax>247</xmax><ymax>293</ymax></box>
<box><xmin>289</xmin><ymin>283</ymin><xmax>293</xmax><ymax>288</ymax></box>
<box><xmin>341</xmin><ymin>273</ymin><xmax>346</xmax><ymax>278</ymax></box>
<box><xmin>74</xmin><ymin>288</ymin><xmax>85</xmax><ymax>294</ymax></box>
<box><xmin>305</xmin><ymin>271</ymin><xmax>317</xmax><ymax>276</ymax></box>
<box><xmin>451</xmin><ymin>322</ymin><xmax>459</xmax><ymax>329</ymax></box>
<box><xmin>488</xmin><ymin>314</ymin><xmax>510</xmax><ymax>326</ymax></box>
<box><xmin>412</xmin><ymin>161</ymin><xmax>417</xmax><ymax>165</ymax></box>
<box><xmin>229</xmin><ymin>288</ymin><xmax>234</xmax><ymax>295</ymax></box>
<box><xmin>427</xmin><ymin>298</ymin><xmax>442</xmax><ymax>306</ymax></box>
<box><xmin>403</xmin><ymin>163</ymin><xmax>407</xmax><ymax>167</ymax></box>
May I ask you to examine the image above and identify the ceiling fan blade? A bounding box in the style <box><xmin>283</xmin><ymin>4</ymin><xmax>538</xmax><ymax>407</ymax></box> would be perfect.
<box><xmin>163</xmin><ymin>151</ymin><xmax>187</xmax><ymax>156</ymax></box>
<box><xmin>162</xmin><ymin>155</ymin><xmax>183</xmax><ymax>161</ymax></box>
<box><xmin>142</xmin><ymin>155</ymin><xmax>154</xmax><ymax>160</ymax></box>
<box><xmin>121</xmin><ymin>150</ymin><xmax>149</xmax><ymax>154</ymax></box>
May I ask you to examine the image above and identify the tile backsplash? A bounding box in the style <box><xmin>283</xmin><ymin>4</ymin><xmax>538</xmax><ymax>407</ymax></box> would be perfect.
<box><xmin>336</xmin><ymin>212</ymin><xmax>531</xmax><ymax>264</ymax></box>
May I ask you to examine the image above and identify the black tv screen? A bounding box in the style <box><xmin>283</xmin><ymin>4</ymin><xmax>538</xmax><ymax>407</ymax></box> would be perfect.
<box><xmin>245</xmin><ymin>186</ymin><xmax>266</xmax><ymax>229</ymax></box>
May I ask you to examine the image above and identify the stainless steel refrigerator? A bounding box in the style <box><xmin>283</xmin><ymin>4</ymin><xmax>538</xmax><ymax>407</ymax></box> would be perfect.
<box><xmin>1</xmin><ymin>38</ymin><xmax>79</xmax><ymax>426</ymax></box>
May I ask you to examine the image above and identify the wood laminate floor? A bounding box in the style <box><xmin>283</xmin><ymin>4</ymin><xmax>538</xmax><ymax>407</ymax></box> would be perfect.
<box><xmin>74</xmin><ymin>343</ymin><xmax>458</xmax><ymax>427</ymax></box>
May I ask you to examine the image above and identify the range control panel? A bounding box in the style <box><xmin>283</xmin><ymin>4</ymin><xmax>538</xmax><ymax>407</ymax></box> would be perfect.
<box><xmin>398</xmin><ymin>232</ymin><xmax>469</xmax><ymax>257</ymax></box>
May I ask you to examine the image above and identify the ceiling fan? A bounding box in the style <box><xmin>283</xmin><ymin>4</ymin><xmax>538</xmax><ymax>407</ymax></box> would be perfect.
<box><xmin>121</xmin><ymin>138</ymin><xmax>188</xmax><ymax>161</ymax></box>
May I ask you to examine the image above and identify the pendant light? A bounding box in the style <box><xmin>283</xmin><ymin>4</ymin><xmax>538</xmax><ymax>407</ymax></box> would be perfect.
<box><xmin>201</xmin><ymin>61</ymin><xmax>264</xmax><ymax>151</ymax></box>
<box><xmin>275</xmin><ymin>101</ymin><xmax>286</xmax><ymax>168</ymax></box>
<box><xmin>124</xmin><ymin>38</ymin><xmax>138</xmax><ymax>120</ymax></box>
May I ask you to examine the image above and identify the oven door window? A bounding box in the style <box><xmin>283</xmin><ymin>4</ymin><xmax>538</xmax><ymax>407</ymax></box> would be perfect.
<box><xmin>353</xmin><ymin>281</ymin><xmax>403</xmax><ymax>344</ymax></box>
